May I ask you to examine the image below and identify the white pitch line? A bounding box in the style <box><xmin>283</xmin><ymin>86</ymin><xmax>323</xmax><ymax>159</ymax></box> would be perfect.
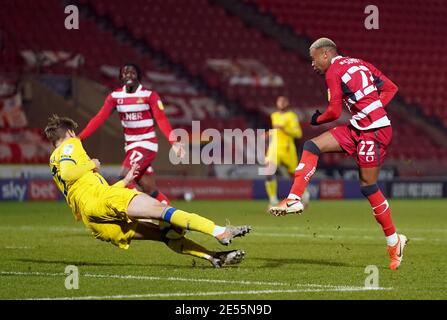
<box><xmin>0</xmin><ymin>271</ymin><xmax>339</xmax><ymax>288</ymax></box>
<box><xmin>0</xmin><ymin>271</ymin><xmax>392</xmax><ymax>293</ymax></box>
<box><xmin>28</xmin><ymin>287</ymin><xmax>391</xmax><ymax>300</ymax></box>
<box><xmin>1</xmin><ymin>271</ymin><xmax>64</xmax><ymax>277</ymax></box>
<box><xmin>83</xmin><ymin>273</ymin><xmax>288</xmax><ymax>286</ymax></box>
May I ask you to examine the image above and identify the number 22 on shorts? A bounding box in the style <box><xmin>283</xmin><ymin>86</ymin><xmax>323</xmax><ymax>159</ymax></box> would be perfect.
<box><xmin>359</xmin><ymin>140</ymin><xmax>375</xmax><ymax>162</ymax></box>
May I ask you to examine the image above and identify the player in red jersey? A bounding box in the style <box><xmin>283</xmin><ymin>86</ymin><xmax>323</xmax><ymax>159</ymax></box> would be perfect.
<box><xmin>79</xmin><ymin>63</ymin><xmax>184</xmax><ymax>205</ymax></box>
<box><xmin>269</xmin><ymin>38</ymin><xmax>408</xmax><ymax>270</ymax></box>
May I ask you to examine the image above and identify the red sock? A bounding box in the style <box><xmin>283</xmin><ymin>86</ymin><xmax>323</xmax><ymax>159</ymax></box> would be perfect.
<box><xmin>289</xmin><ymin>150</ymin><xmax>319</xmax><ymax>199</ymax></box>
<box><xmin>366</xmin><ymin>190</ymin><xmax>396</xmax><ymax>236</ymax></box>
<box><xmin>154</xmin><ymin>190</ymin><xmax>170</xmax><ymax>205</ymax></box>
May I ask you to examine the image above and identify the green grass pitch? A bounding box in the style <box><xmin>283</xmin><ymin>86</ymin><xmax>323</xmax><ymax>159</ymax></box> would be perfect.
<box><xmin>0</xmin><ymin>199</ymin><xmax>446</xmax><ymax>300</ymax></box>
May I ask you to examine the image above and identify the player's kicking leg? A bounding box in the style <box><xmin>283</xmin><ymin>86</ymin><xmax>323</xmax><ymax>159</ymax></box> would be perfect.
<box><xmin>133</xmin><ymin>222</ymin><xmax>246</xmax><ymax>268</ymax></box>
<box><xmin>127</xmin><ymin>192</ymin><xmax>251</xmax><ymax>246</ymax></box>
<box><xmin>209</xmin><ymin>250</ymin><xmax>246</xmax><ymax>268</ymax></box>
<box><xmin>270</xmin><ymin>132</ymin><xmax>342</xmax><ymax>216</ymax></box>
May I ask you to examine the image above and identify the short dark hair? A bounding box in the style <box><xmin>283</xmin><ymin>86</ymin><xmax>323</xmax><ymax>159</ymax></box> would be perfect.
<box><xmin>44</xmin><ymin>114</ymin><xmax>78</xmax><ymax>145</ymax></box>
<box><xmin>119</xmin><ymin>63</ymin><xmax>142</xmax><ymax>81</ymax></box>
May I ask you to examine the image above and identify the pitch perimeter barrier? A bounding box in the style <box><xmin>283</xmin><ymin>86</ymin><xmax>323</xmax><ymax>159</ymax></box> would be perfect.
<box><xmin>0</xmin><ymin>178</ymin><xmax>446</xmax><ymax>201</ymax></box>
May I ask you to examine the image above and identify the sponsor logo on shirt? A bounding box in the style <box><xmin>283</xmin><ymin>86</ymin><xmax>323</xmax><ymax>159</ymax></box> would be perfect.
<box><xmin>63</xmin><ymin>144</ymin><xmax>74</xmax><ymax>155</ymax></box>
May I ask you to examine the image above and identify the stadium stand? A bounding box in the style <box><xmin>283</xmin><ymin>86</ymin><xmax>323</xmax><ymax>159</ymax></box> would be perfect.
<box><xmin>1</xmin><ymin>0</ymin><xmax>446</xmax><ymax>175</ymax></box>
<box><xmin>81</xmin><ymin>0</ymin><xmax>447</xmax><ymax>172</ymax></box>
<box><xmin>0</xmin><ymin>0</ymin><xmax>243</xmax><ymax>166</ymax></box>
<box><xmin>84</xmin><ymin>0</ymin><xmax>327</xmax><ymax>112</ymax></box>
<box><xmin>247</xmin><ymin>0</ymin><xmax>447</xmax><ymax>127</ymax></box>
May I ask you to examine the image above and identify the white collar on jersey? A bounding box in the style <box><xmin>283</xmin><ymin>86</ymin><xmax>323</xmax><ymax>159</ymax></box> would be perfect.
<box><xmin>122</xmin><ymin>84</ymin><xmax>143</xmax><ymax>93</ymax></box>
<box><xmin>331</xmin><ymin>55</ymin><xmax>343</xmax><ymax>64</ymax></box>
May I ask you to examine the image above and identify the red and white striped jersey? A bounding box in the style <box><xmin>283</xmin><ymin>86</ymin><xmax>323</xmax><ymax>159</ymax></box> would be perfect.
<box><xmin>79</xmin><ymin>84</ymin><xmax>174</xmax><ymax>153</ymax></box>
<box><xmin>318</xmin><ymin>56</ymin><xmax>397</xmax><ymax>130</ymax></box>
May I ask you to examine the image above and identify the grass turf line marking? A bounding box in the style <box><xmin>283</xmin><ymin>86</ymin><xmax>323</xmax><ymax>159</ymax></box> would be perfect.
<box><xmin>27</xmin><ymin>287</ymin><xmax>392</xmax><ymax>300</ymax></box>
<box><xmin>0</xmin><ymin>271</ymin><xmax>337</xmax><ymax>287</ymax></box>
<box><xmin>0</xmin><ymin>271</ymin><xmax>393</xmax><ymax>291</ymax></box>
<box><xmin>3</xmin><ymin>246</ymin><xmax>33</xmax><ymax>249</ymax></box>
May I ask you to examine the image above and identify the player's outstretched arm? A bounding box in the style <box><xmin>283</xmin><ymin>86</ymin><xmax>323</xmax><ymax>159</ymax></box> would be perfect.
<box><xmin>123</xmin><ymin>163</ymin><xmax>140</xmax><ymax>186</ymax></box>
<box><xmin>111</xmin><ymin>163</ymin><xmax>140</xmax><ymax>188</ymax></box>
<box><xmin>311</xmin><ymin>73</ymin><xmax>343</xmax><ymax>125</ymax></box>
<box><xmin>78</xmin><ymin>95</ymin><xmax>115</xmax><ymax>140</ymax></box>
<box><xmin>149</xmin><ymin>92</ymin><xmax>176</xmax><ymax>144</ymax></box>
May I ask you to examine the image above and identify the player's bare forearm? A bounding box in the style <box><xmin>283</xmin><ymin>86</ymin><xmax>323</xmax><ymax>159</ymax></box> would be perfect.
<box><xmin>122</xmin><ymin>163</ymin><xmax>140</xmax><ymax>187</ymax></box>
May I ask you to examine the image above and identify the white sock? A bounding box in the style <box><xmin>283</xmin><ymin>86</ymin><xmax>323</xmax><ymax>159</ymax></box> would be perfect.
<box><xmin>386</xmin><ymin>233</ymin><xmax>398</xmax><ymax>246</ymax></box>
<box><xmin>287</xmin><ymin>193</ymin><xmax>301</xmax><ymax>200</ymax></box>
<box><xmin>269</xmin><ymin>195</ymin><xmax>278</xmax><ymax>203</ymax></box>
<box><xmin>212</xmin><ymin>226</ymin><xmax>226</xmax><ymax>237</ymax></box>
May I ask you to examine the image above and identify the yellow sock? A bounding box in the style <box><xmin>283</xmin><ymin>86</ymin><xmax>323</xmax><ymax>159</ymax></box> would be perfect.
<box><xmin>265</xmin><ymin>179</ymin><xmax>278</xmax><ymax>202</ymax></box>
<box><xmin>163</xmin><ymin>208</ymin><xmax>216</xmax><ymax>236</ymax></box>
<box><xmin>166</xmin><ymin>237</ymin><xmax>211</xmax><ymax>260</ymax></box>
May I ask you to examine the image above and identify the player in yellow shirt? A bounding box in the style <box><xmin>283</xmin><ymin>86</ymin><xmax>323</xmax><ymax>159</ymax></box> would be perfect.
<box><xmin>265</xmin><ymin>96</ymin><xmax>310</xmax><ymax>207</ymax></box>
<box><xmin>45</xmin><ymin>114</ymin><xmax>251</xmax><ymax>268</ymax></box>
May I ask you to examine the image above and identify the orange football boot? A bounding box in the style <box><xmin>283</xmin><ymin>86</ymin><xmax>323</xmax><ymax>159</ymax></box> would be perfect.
<box><xmin>387</xmin><ymin>234</ymin><xmax>408</xmax><ymax>270</ymax></box>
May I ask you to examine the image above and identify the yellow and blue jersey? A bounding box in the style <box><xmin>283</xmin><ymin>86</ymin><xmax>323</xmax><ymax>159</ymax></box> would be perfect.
<box><xmin>49</xmin><ymin>137</ymin><xmax>140</xmax><ymax>249</ymax></box>
<box><xmin>49</xmin><ymin>137</ymin><xmax>117</xmax><ymax>220</ymax></box>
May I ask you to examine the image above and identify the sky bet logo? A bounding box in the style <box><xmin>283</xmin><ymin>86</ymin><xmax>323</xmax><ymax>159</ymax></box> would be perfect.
<box><xmin>1</xmin><ymin>181</ymin><xmax>27</xmax><ymax>201</ymax></box>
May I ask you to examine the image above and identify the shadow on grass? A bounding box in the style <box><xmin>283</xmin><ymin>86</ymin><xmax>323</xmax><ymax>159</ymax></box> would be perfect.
<box><xmin>250</xmin><ymin>257</ymin><xmax>353</xmax><ymax>268</ymax></box>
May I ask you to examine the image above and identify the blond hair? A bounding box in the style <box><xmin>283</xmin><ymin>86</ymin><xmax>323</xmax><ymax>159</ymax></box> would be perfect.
<box><xmin>44</xmin><ymin>114</ymin><xmax>78</xmax><ymax>144</ymax></box>
<box><xmin>309</xmin><ymin>37</ymin><xmax>337</xmax><ymax>51</ymax></box>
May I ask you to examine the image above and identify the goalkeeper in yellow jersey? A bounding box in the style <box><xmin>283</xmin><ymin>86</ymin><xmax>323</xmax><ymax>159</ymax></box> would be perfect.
<box><xmin>265</xmin><ymin>96</ymin><xmax>310</xmax><ymax>208</ymax></box>
<box><xmin>45</xmin><ymin>114</ymin><xmax>251</xmax><ymax>268</ymax></box>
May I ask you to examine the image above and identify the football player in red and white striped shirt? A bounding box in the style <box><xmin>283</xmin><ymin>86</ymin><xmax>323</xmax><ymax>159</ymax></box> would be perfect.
<box><xmin>269</xmin><ymin>38</ymin><xmax>408</xmax><ymax>270</ymax></box>
<box><xmin>79</xmin><ymin>63</ymin><xmax>184</xmax><ymax>205</ymax></box>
